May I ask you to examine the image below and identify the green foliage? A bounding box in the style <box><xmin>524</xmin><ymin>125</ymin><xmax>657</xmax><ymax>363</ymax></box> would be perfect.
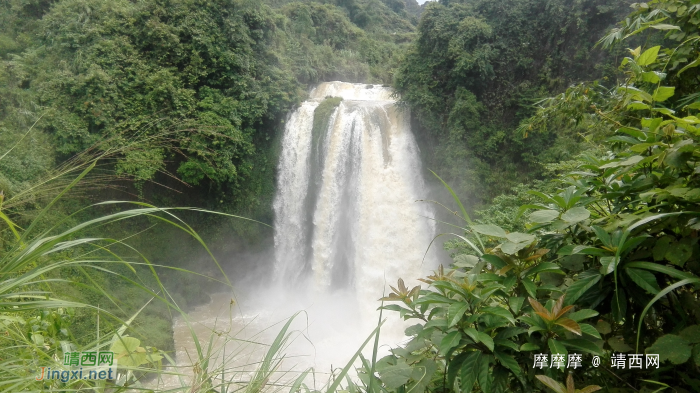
<box><xmin>0</xmin><ymin>156</ymin><xmax>278</xmax><ymax>390</ymax></box>
<box><xmin>394</xmin><ymin>0</ymin><xmax>630</xmax><ymax>207</ymax></box>
<box><xmin>379</xmin><ymin>2</ymin><xmax>700</xmax><ymax>391</ymax></box>
<box><xmin>15</xmin><ymin>0</ymin><xmax>700</xmax><ymax>391</ymax></box>
<box><xmin>0</xmin><ymin>0</ymin><xmax>420</xmax><ymax>360</ymax></box>
<box><xmin>31</xmin><ymin>0</ymin><xmax>299</xmax><ymax>190</ymax></box>
<box><xmin>0</xmin><ymin>0</ymin><xmax>419</xmax><ymax>235</ymax></box>
<box><xmin>110</xmin><ymin>335</ymin><xmax>163</xmax><ymax>367</ymax></box>
<box><xmin>536</xmin><ymin>374</ymin><xmax>601</xmax><ymax>393</ymax></box>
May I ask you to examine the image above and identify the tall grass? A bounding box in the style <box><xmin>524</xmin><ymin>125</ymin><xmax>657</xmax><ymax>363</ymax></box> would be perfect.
<box><xmin>0</xmin><ymin>140</ymin><xmax>389</xmax><ymax>393</ymax></box>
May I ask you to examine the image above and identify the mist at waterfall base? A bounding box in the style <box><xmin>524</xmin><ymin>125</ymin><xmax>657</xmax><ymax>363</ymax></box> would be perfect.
<box><xmin>168</xmin><ymin>82</ymin><xmax>439</xmax><ymax>384</ymax></box>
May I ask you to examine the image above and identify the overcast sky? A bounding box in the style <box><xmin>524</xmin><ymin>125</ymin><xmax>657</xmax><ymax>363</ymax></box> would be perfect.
<box><xmin>417</xmin><ymin>0</ymin><xmax>434</xmax><ymax>4</ymax></box>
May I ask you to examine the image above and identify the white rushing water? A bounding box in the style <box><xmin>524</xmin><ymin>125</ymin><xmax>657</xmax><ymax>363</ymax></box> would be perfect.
<box><xmin>273</xmin><ymin>81</ymin><xmax>436</xmax><ymax>329</ymax></box>
<box><xmin>158</xmin><ymin>82</ymin><xmax>436</xmax><ymax>390</ymax></box>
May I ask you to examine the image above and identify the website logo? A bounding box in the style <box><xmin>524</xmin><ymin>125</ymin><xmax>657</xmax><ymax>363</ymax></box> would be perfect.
<box><xmin>36</xmin><ymin>351</ymin><xmax>117</xmax><ymax>382</ymax></box>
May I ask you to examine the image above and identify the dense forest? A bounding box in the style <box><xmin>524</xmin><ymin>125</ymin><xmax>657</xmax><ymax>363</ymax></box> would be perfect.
<box><xmin>3</xmin><ymin>0</ymin><xmax>700</xmax><ymax>392</ymax></box>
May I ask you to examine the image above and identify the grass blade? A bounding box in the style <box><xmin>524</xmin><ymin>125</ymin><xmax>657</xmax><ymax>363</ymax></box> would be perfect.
<box><xmin>325</xmin><ymin>320</ymin><xmax>385</xmax><ymax>393</ymax></box>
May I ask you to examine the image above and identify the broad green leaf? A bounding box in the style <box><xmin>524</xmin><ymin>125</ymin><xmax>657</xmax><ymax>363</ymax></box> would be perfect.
<box><xmin>509</xmin><ymin>297</ymin><xmax>525</xmax><ymax>314</ymax></box>
<box><xmin>693</xmin><ymin>345</ymin><xmax>700</xmax><ymax>367</ymax></box>
<box><xmin>520</xmin><ymin>343</ymin><xmax>540</xmax><ymax>351</ymax></box>
<box><xmin>409</xmin><ymin>358</ymin><xmax>437</xmax><ymax>393</ymax></box>
<box><xmin>600</xmin><ymin>256</ymin><xmax>619</xmax><ymax>275</ymax></box>
<box><xmin>647</xmin><ymin>334</ymin><xmax>692</xmax><ymax>364</ymax></box>
<box><xmin>496</xmin><ymin>327</ymin><xmax>527</xmax><ymax>340</ymax></box>
<box><xmin>579</xmin><ymin>323</ymin><xmax>602</xmax><ymax>339</ymax></box>
<box><xmin>501</xmin><ymin>240</ymin><xmax>531</xmax><ymax>254</ymax></box>
<box><xmin>529</xmin><ymin>209</ymin><xmax>559</xmax><ymax>223</ymax></box>
<box><xmin>31</xmin><ymin>334</ymin><xmax>44</xmax><ymax>346</ymax></box>
<box><xmin>454</xmin><ymin>254</ymin><xmax>479</xmax><ymax>269</ymax></box>
<box><xmin>565</xmin><ymin>274</ymin><xmax>601</xmax><ymax>305</ymax></box>
<box><xmin>522</xmin><ymin>262</ymin><xmax>563</xmax><ymax>278</ymax></box>
<box><xmin>492</xmin><ymin>367</ymin><xmax>509</xmax><ymax>393</ymax></box>
<box><xmin>503</xmin><ymin>274</ymin><xmax>517</xmax><ymax>290</ymax></box>
<box><xmin>609</xmin><ymin>135</ymin><xmax>643</xmax><ymax>144</ymax></box>
<box><xmin>477</xmin><ymin>355</ymin><xmax>493</xmax><ymax>393</ymax></box>
<box><xmin>561</xmin><ymin>207</ymin><xmax>590</xmax><ymax>223</ymax></box>
<box><xmin>144</xmin><ymin>352</ymin><xmax>163</xmax><ymax>364</ymax></box>
<box><xmin>494</xmin><ymin>350</ymin><xmax>523</xmax><ymax>377</ymax></box>
<box><xmin>641</xmin><ymin>117</ymin><xmax>663</xmax><ymax>132</ymax></box>
<box><xmin>481</xmin><ymin>254</ymin><xmax>507</xmax><ymax>269</ymax></box>
<box><xmin>561</xmin><ymin>339</ymin><xmax>603</xmax><ymax>356</ymax></box>
<box><xmin>641</xmin><ymin>71</ymin><xmax>665</xmax><ymax>83</ymax></box>
<box><xmin>592</xmin><ymin>226</ymin><xmax>612</xmax><ymax>247</ymax></box>
<box><xmin>464</xmin><ymin>327</ymin><xmax>480</xmax><ymax>343</ymax></box>
<box><xmin>557</xmin><ymin>244</ymin><xmax>610</xmax><ymax>257</ymax></box>
<box><xmin>472</xmin><ymin>224</ymin><xmax>507</xmax><ymax>238</ymax></box>
<box><xmin>620</xmin><ymin>236</ymin><xmax>648</xmax><ymax>254</ymax></box>
<box><xmin>600</xmin><ymin>155</ymin><xmax>644</xmax><ymax>168</ymax></box>
<box><xmin>505</xmin><ymin>232</ymin><xmax>536</xmax><ymax>244</ymax></box>
<box><xmin>111</xmin><ymin>336</ymin><xmax>141</xmax><ymax>354</ymax></box>
<box><xmin>637</xmin><ymin>46</ymin><xmax>660</xmax><ymax>66</ymax></box>
<box><xmin>630</xmin><ymin>142</ymin><xmax>662</xmax><ymax>153</ymax></box>
<box><xmin>494</xmin><ymin>338</ymin><xmax>519</xmax><ymax>352</ymax></box>
<box><xmin>117</xmin><ymin>352</ymin><xmax>148</xmax><ymax>367</ymax></box>
<box><xmin>478</xmin><ymin>332</ymin><xmax>495</xmax><ymax>351</ymax></box>
<box><xmin>522</xmin><ymin>278</ymin><xmax>537</xmax><ymax>298</ymax></box>
<box><xmin>652</xmin><ymin>86</ymin><xmax>675</xmax><ymax>102</ymax></box>
<box><xmin>619</xmin><ymin>125</ymin><xmax>647</xmax><ymax>138</ymax></box>
<box><xmin>561</xmin><ymin>255</ymin><xmax>585</xmax><ymax>272</ymax></box>
<box><xmin>558</xmin><ymin>244</ymin><xmax>588</xmax><ymax>255</ymax></box>
<box><xmin>595</xmin><ymin>320</ymin><xmax>611</xmax><ymax>335</ymax></box>
<box><xmin>424</xmin><ymin>318</ymin><xmax>447</xmax><ymax>330</ymax></box>
<box><xmin>568</xmin><ymin>309</ymin><xmax>599</xmax><ymax>322</ymax></box>
<box><xmin>666</xmin><ymin>241</ymin><xmax>693</xmax><ymax>266</ymax></box>
<box><xmin>460</xmin><ymin>352</ymin><xmax>481</xmax><ymax>392</ymax></box>
<box><xmin>680</xmin><ymin>325</ymin><xmax>700</xmax><ymax>344</ymax></box>
<box><xmin>482</xmin><ymin>306</ymin><xmax>516</xmax><ymax>324</ymax></box>
<box><xmin>548</xmin><ymin>339</ymin><xmax>568</xmax><ymax>359</ymax></box>
<box><xmin>654</xmin><ymin>107</ymin><xmax>675</xmax><ymax>116</ymax></box>
<box><xmin>405</xmin><ymin>324</ymin><xmax>423</xmax><ymax>336</ymax></box>
<box><xmin>447</xmin><ymin>353</ymin><xmax>468</xmax><ymax>389</ymax></box>
<box><xmin>628</xmin><ymin>101</ymin><xmax>650</xmax><ymax>110</ymax></box>
<box><xmin>378</xmin><ymin>362</ymin><xmax>413</xmax><ymax>388</ymax></box>
<box><xmin>625</xmin><ymin>267</ymin><xmax>660</xmax><ymax>294</ymax></box>
<box><xmin>618</xmin><ymin>85</ymin><xmax>653</xmax><ymax>102</ymax></box>
<box><xmin>440</xmin><ymin>332</ymin><xmax>462</xmax><ymax>356</ymax></box>
<box><xmin>448</xmin><ymin>302</ymin><xmax>469</xmax><ymax>327</ymax></box>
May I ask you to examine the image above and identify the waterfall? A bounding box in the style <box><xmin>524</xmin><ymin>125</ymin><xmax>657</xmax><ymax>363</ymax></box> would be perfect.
<box><xmin>155</xmin><ymin>83</ymin><xmax>438</xmax><ymax>390</ymax></box>
<box><xmin>273</xmin><ymin>82</ymin><xmax>436</xmax><ymax>323</ymax></box>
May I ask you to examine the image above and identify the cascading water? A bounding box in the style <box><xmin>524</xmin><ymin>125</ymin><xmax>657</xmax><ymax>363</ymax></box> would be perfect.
<box><xmin>273</xmin><ymin>81</ymin><xmax>436</xmax><ymax>328</ymax></box>
<box><xmin>158</xmin><ymin>82</ymin><xmax>437</xmax><ymax>390</ymax></box>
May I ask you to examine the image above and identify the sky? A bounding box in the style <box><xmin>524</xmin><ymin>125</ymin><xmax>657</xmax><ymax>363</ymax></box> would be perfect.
<box><xmin>417</xmin><ymin>0</ymin><xmax>434</xmax><ymax>4</ymax></box>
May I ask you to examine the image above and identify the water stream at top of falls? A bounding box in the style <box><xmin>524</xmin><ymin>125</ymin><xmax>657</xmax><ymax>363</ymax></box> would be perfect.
<box><xmin>273</xmin><ymin>82</ymin><xmax>435</xmax><ymax>316</ymax></box>
<box><xmin>156</xmin><ymin>82</ymin><xmax>437</xmax><ymax>390</ymax></box>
